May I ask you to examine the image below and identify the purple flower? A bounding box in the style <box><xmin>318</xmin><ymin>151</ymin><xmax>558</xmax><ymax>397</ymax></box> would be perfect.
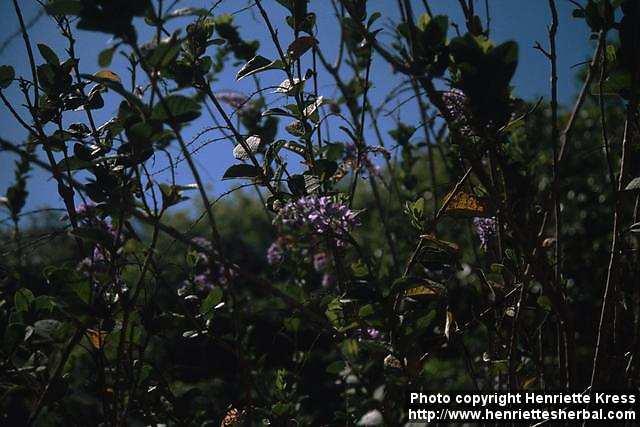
<box><xmin>322</xmin><ymin>273</ymin><xmax>335</xmax><ymax>288</ymax></box>
<box><xmin>473</xmin><ymin>217</ymin><xmax>497</xmax><ymax>249</ymax></box>
<box><xmin>442</xmin><ymin>89</ymin><xmax>473</xmax><ymax>136</ymax></box>
<box><xmin>276</xmin><ymin>196</ymin><xmax>360</xmax><ymax>246</ymax></box>
<box><xmin>267</xmin><ymin>241</ymin><xmax>284</xmax><ymax>265</ymax></box>
<box><xmin>76</xmin><ymin>202</ymin><xmax>96</xmax><ymax>216</ymax></box>
<box><xmin>194</xmin><ymin>273</ymin><xmax>214</xmax><ymax>290</ymax></box>
<box><xmin>362</xmin><ymin>327</ymin><xmax>381</xmax><ymax>340</ymax></box>
<box><xmin>188</xmin><ymin>236</ymin><xmax>237</xmax><ymax>287</ymax></box>
<box><xmin>191</xmin><ymin>237</ymin><xmax>213</xmax><ymax>251</ymax></box>
<box><xmin>214</xmin><ymin>90</ymin><xmax>249</xmax><ymax>110</ymax></box>
<box><xmin>77</xmin><ymin>244</ymin><xmax>110</xmax><ymax>275</ymax></box>
<box><xmin>313</xmin><ymin>252</ymin><xmax>329</xmax><ymax>272</ymax></box>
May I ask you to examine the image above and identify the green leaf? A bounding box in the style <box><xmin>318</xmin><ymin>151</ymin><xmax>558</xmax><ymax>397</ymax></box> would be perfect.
<box><xmin>56</xmin><ymin>155</ymin><xmax>93</xmax><ymax>171</ymax></box>
<box><xmin>147</xmin><ymin>40</ymin><xmax>181</xmax><ymax>68</ymax></box>
<box><xmin>0</xmin><ymin>65</ymin><xmax>15</xmax><ymax>89</ymax></box>
<box><xmin>287</xmin><ymin>174</ymin><xmax>306</xmax><ymax>196</ymax></box>
<box><xmin>14</xmin><ymin>288</ymin><xmax>34</xmax><ymax>312</ymax></box>
<box><xmin>236</xmin><ymin>55</ymin><xmax>284</xmax><ymax>80</ymax></box>
<box><xmin>159</xmin><ymin>183</ymin><xmax>197</xmax><ymax>208</ymax></box>
<box><xmin>34</xmin><ymin>319</ymin><xmax>63</xmax><ymax>341</ymax></box>
<box><xmin>200</xmin><ymin>287</ymin><xmax>223</xmax><ymax>315</ymax></box>
<box><xmin>222</xmin><ymin>164</ymin><xmax>260</xmax><ymax>180</ymax></box>
<box><xmin>286</xmin><ymin>36</ymin><xmax>317</xmax><ymax>61</ymax></box>
<box><xmin>44</xmin><ymin>0</ymin><xmax>82</xmax><ymax>15</ymax></box>
<box><xmin>309</xmin><ymin>159</ymin><xmax>338</xmax><ymax>179</ymax></box>
<box><xmin>326</xmin><ymin>360</ymin><xmax>346</xmax><ymax>374</ymax></box>
<box><xmin>34</xmin><ymin>295</ymin><xmax>57</xmax><ymax>313</ymax></box>
<box><xmin>80</xmin><ymin>73</ymin><xmax>147</xmax><ymax>116</ymax></box>
<box><xmin>151</xmin><ymin>95</ymin><xmax>201</xmax><ymax>123</ymax></box>
<box><xmin>572</xmin><ymin>8</ymin><xmax>586</xmax><ymax>18</ymax></box>
<box><xmin>283</xmin><ymin>317</ymin><xmax>300</xmax><ymax>332</ymax></box>
<box><xmin>416</xmin><ymin>310</ymin><xmax>437</xmax><ymax>330</ymax></box>
<box><xmin>368</xmin><ymin>12</ymin><xmax>382</xmax><ymax>27</ymax></box>
<box><xmin>37</xmin><ymin>44</ymin><xmax>60</xmax><ymax>66</ymax></box>
<box><xmin>358</xmin><ymin>304</ymin><xmax>375</xmax><ymax>318</ymax></box>
<box><xmin>351</xmin><ymin>260</ymin><xmax>368</xmax><ymax>277</ymax></box>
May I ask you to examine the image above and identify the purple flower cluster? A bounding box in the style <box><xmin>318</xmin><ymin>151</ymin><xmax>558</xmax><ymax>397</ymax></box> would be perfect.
<box><xmin>473</xmin><ymin>217</ymin><xmax>497</xmax><ymax>249</ymax></box>
<box><xmin>76</xmin><ymin>205</ymin><xmax>124</xmax><ymax>275</ymax></box>
<box><xmin>354</xmin><ymin>327</ymin><xmax>381</xmax><ymax>341</ymax></box>
<box><xmin>266</xmin><ymin>240</ymin><xmax>284</xmax><ymax>265</ymax></box>
<box><xmin>214</xmin><ymin>90</ymin><xmax>250</xmax><ymax>111</ymax></box>
<box><xmin>189</xmin><ymin>237</ymin><xmax>237</xmax><ymax>290</ymax></box>
<box><xmin>442</xmin><ymin>89</ymin><xmax>473</xmax><ymax>137</ymax></box>
<box><xmin>267</xmin><ymin>196</ymin><xmax>361</xmax><ymax>288</ymax></box>
<box><xmin>277</xmin><ymin>196</ymin><xmax>360</xmax><ymax>246</ymax></box>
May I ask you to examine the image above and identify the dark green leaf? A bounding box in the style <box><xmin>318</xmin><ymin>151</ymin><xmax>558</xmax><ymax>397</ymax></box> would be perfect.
<box><xmin>287</xmin><ymin>174</ymin><xmax>306</xmax><ymax>196</ymax></box>
<box><xmin>14</xmin><ymin>288</ymin><xmax>34</xmax><ymax>312</ymax></box>
<box><xmin>287</xmin><ymin>36</ymin><xmax>317</xmax><ymax>61</ymax></box>
<box><xmin>44</xmin><ymin>0</ymin><xmax>82</xmax><ymax>15</ymax></box>
<box><xmin>151</xmin><ymin>95</ymin><xmax>201</xmax><ymax>123</ymax></box>
<box><xmin>80</xmin><ymin>73</ymin><xmax>147</xmax><ymax>116</ymax></box>
<box><xmin>236</xmin><ymin>55</ymin><xmax>284</xmax><ymax>80</ymax></box>
<box><xmin>0</xmin><ymin>65</ymin><xmax>15</xmax><ymax>89</ymax></box>
<box><xmin>200</xmin><ymin>288</ymin><xmax>223</xmax><ymax>316</ymax></box>
<box><xmin>38</xmin><ymin>44</ymin><xmax>60</xmax><ymax>66</ymax></box>
<box><xmin>326</xmin><ymin>360</ymin><xmax>345</xmax><ymax>374</ymax></box>
<box><xmin>358</xmin><ymin>304</ymin><xmax>375</xmax><ymax>318</ymax></box>
<box><xmin>147</xmin><ymin>40</ymin><xmax>181</xmax><ymax>68</ymax></box>
<box><xmin>222</xmin><ymin>164</ymin><xmax>260</xmax><ymax>180</ymax></box>
<box><xmin>56</xmin><ymin>155</ymin><xmax>93</xmax><ymax>171</ymax></box>
<box><xmin>98</xmin><ymin>46</ymin><xmax>117</xmax><ymax>67</ymax></box>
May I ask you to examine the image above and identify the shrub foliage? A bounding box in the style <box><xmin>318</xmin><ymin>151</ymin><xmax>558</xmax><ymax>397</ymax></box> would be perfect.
<box><xmin>1</xmin><ymin>0</ymin><xmax>640</xmax><ymax>425</ymax></box>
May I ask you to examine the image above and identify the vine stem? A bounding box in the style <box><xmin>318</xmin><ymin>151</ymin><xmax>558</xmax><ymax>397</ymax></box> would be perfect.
<box><xmin>10</xmin><ymin>0</ymin><xmax>83</xmax><ymax>253</ymax></box>
<box><xmin>547</xmin><ymin>0</ymin><xmax>571</xmax><ymax>388</ymax></box>
<box><xmin>591</xmin><ymin>98</ymin><xmax>637</xmax><ymax>389</ymax></box>
<box><xmin>129</xmin><ymin>43</ymin><xmax>224</xmax><ymax>252</ymax></box>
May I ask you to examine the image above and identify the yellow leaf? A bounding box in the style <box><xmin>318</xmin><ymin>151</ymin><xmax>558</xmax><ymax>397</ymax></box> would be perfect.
<box><xmin>406</xmin><ymin>285</ymin><xmax>438</xmax><ymax>297</ymax></box>
<box><xmin>405</xmin><ymin>281</ymin><xmax>444</xmax><ymax>298</ymax></box>
<box><xmin>523</xmin><ymin>376</ymin><xmax>537</xmax><ymax>389</ymax></box>
<box><xmin>443</xmin><ymin>189</ymin><xmax>487</xmax><ymax>217</ymax></box>
<box><xmin>86</xmin><ymin>329</ymin><xmax>108</xmax><ymax>349</ymax></box>
<box><xmin>444</xmin><ymin>310</ymin><xmax>455</xmax><ymax>341</ymax></box>
<box><xmin>94</xmin><ymin>69</ymin><xmax>121</xmax><ymax>83</ymax></box>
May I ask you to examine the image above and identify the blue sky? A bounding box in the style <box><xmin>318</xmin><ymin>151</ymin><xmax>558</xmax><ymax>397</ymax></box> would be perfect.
<box><xmin>0</xmin><ymin>0</ymin><xmax>594</xmax><ymax>220</ymax></box>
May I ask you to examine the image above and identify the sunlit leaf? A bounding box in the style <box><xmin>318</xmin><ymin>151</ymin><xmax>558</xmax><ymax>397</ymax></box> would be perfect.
<box><xmin>236</xmin><ymin>55</ymin><xmax>284</xmax><ymax>80</ymax></box>
<box><xmin>86</xmin><ymin>329</ymin><xmax>108</xmax><ymax>349</ymax></box>
<box><xmin>443</xmin><ymin>189</ymin><xmax>487</xmax><ymax>217</ymax></box>
<box><xmin>94</xmin><ymin>69</ymin><xmax>121</xmax><ymax>83</ymax></box>
<box><xmin>444</xmin><ymin>310</ymin><xmax>454</xmax><ymax>340</ymax></box>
